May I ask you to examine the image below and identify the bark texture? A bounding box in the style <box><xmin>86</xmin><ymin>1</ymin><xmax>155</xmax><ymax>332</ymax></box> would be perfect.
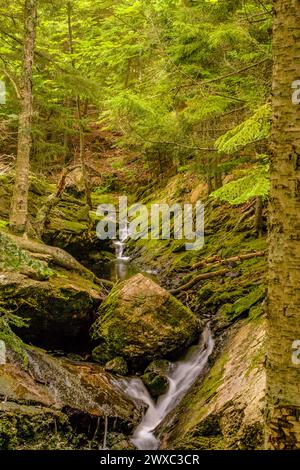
<box><xmin>266</xmin><ymin>0</ymin><xmax>300</xmax><ymax>449</ymax></box>
<box><xmin>9</xmin><ymin>0</ymin><xmax>37</xmax><ymax>234</ymax></box>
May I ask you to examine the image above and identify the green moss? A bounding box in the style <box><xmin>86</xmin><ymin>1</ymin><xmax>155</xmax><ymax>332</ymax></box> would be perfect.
<box><xmin>142</xmin><ymin>371</ymin><xmax>169</xmax><ymax>397</ymax></box>
<box><xmin>195</xmin><ymin>353</ymin><xmax>228</xmax><ymax>406</ymax></box>
<box><xmin>0</xmin><ymin>220</ymin><xmax>8</xmax><ymax>229</ymax></box>
<box><xmin>91</xmin><ymin>275</ymin><xmax>199</xmax><ymax>369</ymax></box>
<box><xmin>91</xmin><ymin>344</ymin><xmax>112</xmax><ymax>364</ymax></box>
<box><xmin>0</xmin><ymin>416</ymin><xmax>18</xmax><ymax>450</ymax></box>
<box><xmin>0</xmin><ymin>312</ymin><xmax>29</xmax><ymax>365</ymax></box>
<box><xmin>230</xmin><ymin>286</ymin><xmax>265</xmax><ymax>320</ymax></box>
<box><xmin>164</xmin><ymin>296</ymin><xmax>196</xmax><ymax>327</ymax></box>
<box><xmin>173</xmin><ymin>434</ymin><xmax>224</xmax><ymax>450</ymax></box>
<box><xmin>249</xmin><ymin>302</ymin><xmax>264</xmax><ymax>320</ymax></box>
<box><xmin>0</xmin><ymin>231</ymin><xmax>54</xmax><ymax>280</ymax></box>
<box><xmin>104</xmin><ymin>356</ymin><xmax>128</xmax><ymax>375</ymax></box>
<box><xmin>0</xmin><ymin>403</ymin><xmax>81</xmax><ymax>450</ymax></box>
<box><xmin>142</xmin><ymin>360</ymin><xmax>170</xmax><ymax>397</ymax></box>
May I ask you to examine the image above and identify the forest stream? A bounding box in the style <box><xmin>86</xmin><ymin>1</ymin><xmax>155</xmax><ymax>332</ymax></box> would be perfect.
<box><xmin>101</xmin><ymin>230</ymin><xmax>214</xmax><ymax>450</ymax></box>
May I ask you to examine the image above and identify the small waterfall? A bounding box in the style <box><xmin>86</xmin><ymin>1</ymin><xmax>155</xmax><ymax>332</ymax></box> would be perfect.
<box><xmin>114</xmin><ymin>223</ymin><xmax>130</xmax><ymax>261</ymax></box>
<box><xmin>113</xmin><ymin>222</ymin><xmax>130</xmax><ymax>280</ymax></box>
<box><xmin>117</xmin><ymin>326</ymin><xmax>214</xmax><ymax>450</ymax></box>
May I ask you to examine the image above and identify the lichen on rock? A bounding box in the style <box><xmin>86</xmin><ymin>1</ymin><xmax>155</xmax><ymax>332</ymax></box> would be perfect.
<box><xmin>0</xmin><ymin>341</ymin><xmax>141</xmax><ymax>450</ymax></box>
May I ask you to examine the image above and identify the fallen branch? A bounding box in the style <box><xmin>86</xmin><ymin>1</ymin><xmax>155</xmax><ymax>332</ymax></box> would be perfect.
<box><xmin>192</xmin><ymin>251</ymin><xmax>265</xmax><ymax>270</ymax></box>
<box><xmin>170</xmin><ymin>251</ymin><xmax>266</xmax><ymax>294</ymax></box>
<box><xmin>170</xmin><ymin>269</ymin><xmax>229</xmax><ymax>294</ymax></box>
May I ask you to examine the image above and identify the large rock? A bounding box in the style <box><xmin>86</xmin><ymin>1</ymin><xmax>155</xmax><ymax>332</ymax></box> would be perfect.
<box><xmin>91</xmin><ymin>274</ymin><xmax>200</xmax><ymax>370</ymax></box>
<box><xmin>0</xmin><ymin>343</ymin><xmax>141</xmax><ymax>449</ymax></box>
<box><xmin>0</xmin><ymin>271</ymin><xmax>102</xmax><ymax>351</ymax></box>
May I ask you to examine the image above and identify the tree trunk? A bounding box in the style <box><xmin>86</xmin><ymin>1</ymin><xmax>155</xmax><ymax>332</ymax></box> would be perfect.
<box><xmin>254</xmin><ymin>196</ymin><xmax>263</xmax><ymax>237</ymax></box>
<box><xmin>9</xmin><ymin>0</ymin><xmax>37</xmax><ymax>234</ymax></box>
<box><xmin>266</xmin><ymin>0</ymin><xmax>300</xmax><ymax>449</ymax></box>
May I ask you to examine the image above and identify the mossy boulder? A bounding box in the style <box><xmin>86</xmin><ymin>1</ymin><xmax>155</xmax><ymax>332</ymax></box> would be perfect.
<box><xmin>105</xmin><ymin>357</ymin><xmax>128</xmax><ymax>376</ymax></box>
<box><xmin>0</xmin><ymin>271</ymin><xmax>103</xmax><ymax>351</ymax></box>
<box><xmin>142</xmin><ymin>360</ymin><xmax>170</xmax><ymax>398</ymax></box>
<box><xmin>91</xmin><ymin>274</ymin><xmax>200</xmax><ymax>370</ymax></box>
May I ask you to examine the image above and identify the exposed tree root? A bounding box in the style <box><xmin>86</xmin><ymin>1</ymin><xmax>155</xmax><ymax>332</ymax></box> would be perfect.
<box><xmin>7</xmin><ymin>233</ymin><xmax>113</xmax><ymax>289</ymax></box>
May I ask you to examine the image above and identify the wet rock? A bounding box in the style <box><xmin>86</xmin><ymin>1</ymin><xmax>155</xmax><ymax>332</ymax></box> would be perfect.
<box><xmin>105</xmin><ymin>357</ymin><xmax>128</xmax><ymax>376</ymax></box>
<box><xmin>142</xmin><ymin>360</ymin><xmax>170</xmax><ymax>398</ymax></box>
<box><xmin>107</xmin><ymin>432</ymin><xmax>135</xmax><ymax>450</ymax></box>
<box><xmin>0</xmin><ymin>344</ymin><xmax>141</xmax><ymax>449</ymax></box>
<box><xmin>0</xmin><ymin>271</ymin><xmax>102</xmax><ymax>351</ymax></box>
<box><xmin>91</xmin><ymin>273</ymin><xmax>200</xmax><ymax>370</ymax></box>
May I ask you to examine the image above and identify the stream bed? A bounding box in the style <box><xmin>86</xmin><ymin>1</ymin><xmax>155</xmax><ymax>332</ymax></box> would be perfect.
<box><xmin>115</xmin><ymin>326</ymin><xmax>214</xmax><ymax>450</ymax></box>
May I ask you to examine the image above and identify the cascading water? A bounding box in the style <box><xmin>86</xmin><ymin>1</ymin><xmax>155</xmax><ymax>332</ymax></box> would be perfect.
<box><xmin>113</xmin><ymin>223</ymin><xmax>130</xmax><ymax>280</ymax></box>
<box><xmin>114</xmin><ymin>223</ymin><xmax>130</xmax><ymax>260</ymax></box>
<box><xmin>116</xmin><ymin>326</ymin><xmax>214</xmax><ymax>450</ymax></box>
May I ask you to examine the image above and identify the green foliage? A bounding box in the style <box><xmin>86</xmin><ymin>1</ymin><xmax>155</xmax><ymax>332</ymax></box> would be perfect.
<box><xmin>0</xmin><ymin>0</ymin><xmax>272</xmax><ymax>180</ymax></box>
<box><xmin>211</xmin><ymin>165</ymin><xmax>270</xmax><ymax>205</ymax></box>
<box><xmin>0</xmin><ymin>308</ymin><xmax>29</xmax><ymax>364</ymax></box>
<box><xmin>215</xmin><ymin>104</ymin><xmax>271</xmax><ymax>154</ymax></box>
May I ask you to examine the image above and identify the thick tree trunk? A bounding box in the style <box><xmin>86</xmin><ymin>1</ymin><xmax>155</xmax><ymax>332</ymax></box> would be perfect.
<box><xmin>9</xmin><ymin>0</ymin><xmax>37</xmax><ymax>234</ymax></box>
<box><xmin>266</xmin><ymin>0</ymin><xmax>300</xmax><ymax>449</ymax></box>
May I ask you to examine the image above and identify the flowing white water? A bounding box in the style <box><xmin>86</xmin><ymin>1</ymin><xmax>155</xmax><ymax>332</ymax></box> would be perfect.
<box><xmin>117</xmin><ymin>326</ymin><xmax>214</xmax><ymax>450</ymax></box>
<box><xmin>111</xmin><ymin>222</ymin><xmax>129</xmax><ymax>279</ymax></box>
<box><xmin>114</xmin><ymin>224</ymin><xmax>130</xmax><ymax>261</ymax></box>
<box><xmin>113</xmin><ymin>223</ymin><xmax>130</xmax><ymax>279</ymax></box>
